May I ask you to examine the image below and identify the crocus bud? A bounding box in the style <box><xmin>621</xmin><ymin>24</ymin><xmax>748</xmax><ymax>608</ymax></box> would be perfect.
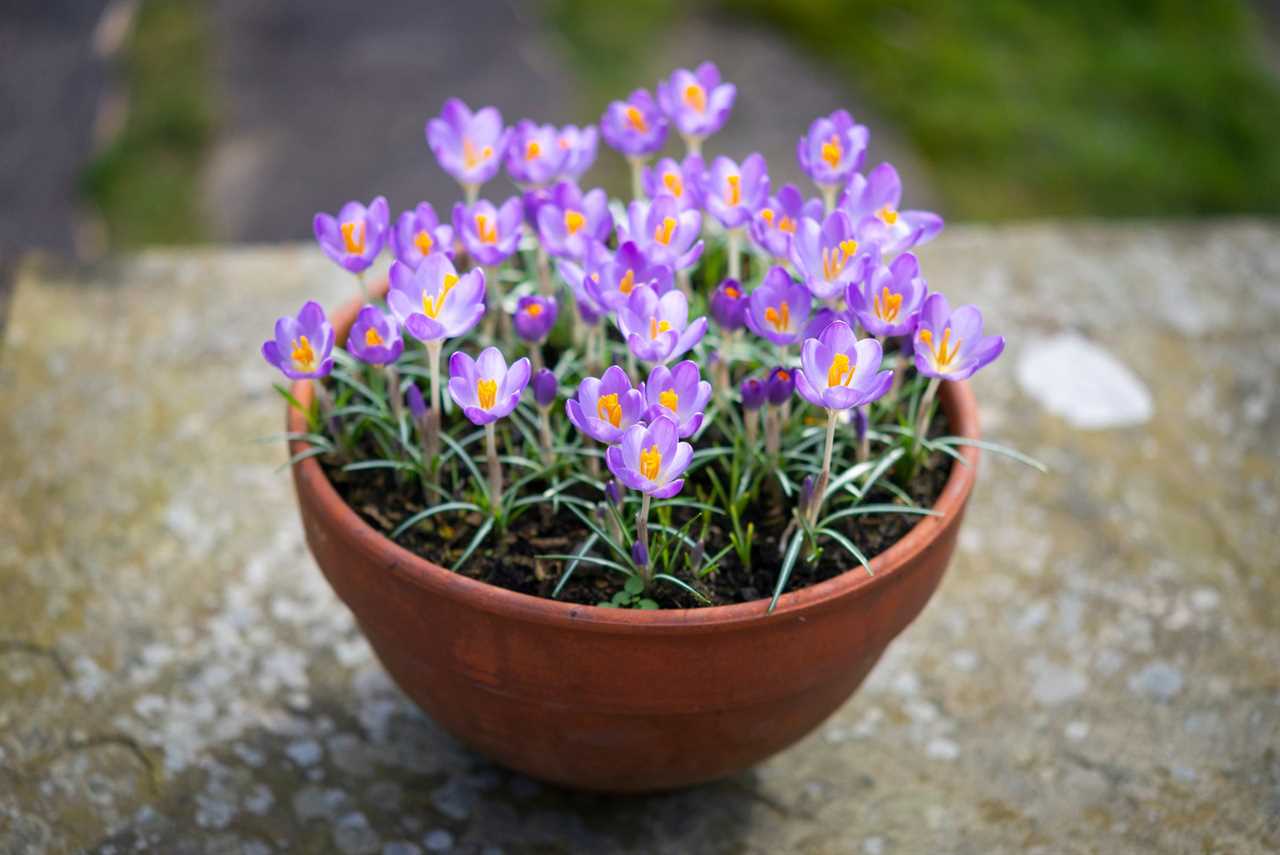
<box><xmin>709</xmin><ymin>278</ymin><xmax>747</xmax><ymax>330</ymax></box>
<box><xmin>406</xmin><ymin>383</ymin><xmax>427</xmax><ymax>422</ymax></box>
<box><xmin>740</xmin><ymin>376</ymin><xmax>766</xmax><ymax>410</ymax></box>
<box><xmin>800</xmin><ymin>474</ymin><xmax>815</xmax><ymax>513</ymax></box>
<box><xmin>605</xmin><ymin>479</ymin><xmax>623</xmax><ymax>507</ymax></box>
<box><xmin>532</xmin><ymin>368</ymin><xmax>558</xmax><ymax>408</ymax></box>
<box><xmin>766</xmin><ymin>366</ymin><xmax>794</xmax><ymax>405</ymax></box>
<box><xmin>631</xmin><ymin>540</ymin><xmax>649</xmax><ymax>568</ymax></box>
<box><xmin>852</xmin><ymin>406</ymin><xmax>868</xmax><ymax>444</ymax></box>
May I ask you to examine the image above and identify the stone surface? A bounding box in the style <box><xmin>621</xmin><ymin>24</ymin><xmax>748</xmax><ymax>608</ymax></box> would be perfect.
<box><xmin>2</xmin><ymin>222</ymin><xmax>1279</xmax><ymax>853</ymax></box>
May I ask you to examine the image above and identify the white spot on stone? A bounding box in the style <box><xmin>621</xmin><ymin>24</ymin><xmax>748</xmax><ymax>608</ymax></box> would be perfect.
<box><xmin>863</xmin><ymin>836</ymin><xmax>886</xmax><ymax>855</ymax></box>
<box><xmin>1028</xmin><ymin>657</ymin><xmax>1088</xmax><ymax>706</ymax></box>
<box><xmin>1016</xmin><ymin>333</ymin><xmax>1153</xmax><ymax>429</ymax></box>
<box><xmin>1189</xmin><ymin>587</ymin><xmax>1220</xmax><ymax>611</ymax></box>
<box><xmin>950</xmin><ymin>650</ymin><xmax>979</xmax><ymax>672</ymax></box>
<box><xmin>286</xmin><ymin>738</ymin><xmax>323</xmax><ymax>767</ymax></box>
<box><xmin>926</xmin><ymin>738</ymin><xmax>960</xmax><ymax>761</ymax></box>
<box><xmin>1064</xmin><ymin>721</ymin><xmax>1090</xmax><ymax>741</ymax></box>
<box><xmin>423</xmin><ymin>829</ymin><xmax>455</xmax><ymax>852</ymax></box>
<box><xmin>334</xmin><ymin>811</ymin><xmax>381</xmax><ymax>855</ymax></box>
<box><xmin>1128</xmin><ymin>661</ymin><xmax>1184</xmax><ymax>701</ymax></box>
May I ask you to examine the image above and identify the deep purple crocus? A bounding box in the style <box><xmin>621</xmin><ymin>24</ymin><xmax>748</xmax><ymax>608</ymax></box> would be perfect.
<box><xmin>535</xmin><ymin>181</ymin><xmax>612</xmax><ymax>261</ymax></box>
<box><xmin>709</xmin><ymin>278</ymin><xmax>748</xmax><ymax>330</ymax></box>
<box><xmin>386</xmin><ymin>255</ymin><xmax>486</xmax><ymax>343</ymax></box>
<box><xmin>556</xmin><ymin>241</ymin><xmax>613</xmax><ymax>325</ymax></box>
<box><xmin>797</xmin><ymin>110</ymin><xmax>868</xmax><ymax>190</ymax></box>
<box><xmin>566</xmin><ymin>365</ymin><xmax>646</xmax><ymax>444</ymax></box>
<box><xmin>313</xmin><ymin>197</ymin><xmax>389</xmax><ymax>273</ymax></box>
<box><xmin>766</xmin><ymin>366</ymin><xmax>795</xmax><ymax>405</ymax></box>
<box><xmin>391</xmin><ymin>202</ymin><xmax>454</xmax><ymax>269</ymax></box>
<box><xmin>447</xmin><ymin>347</ymin><xmax>531</xmax><ymax>426</ymax></box>
<box><xmin>554</xmin><ymin>124</ymin><xmax>598</xmax><ymax>181</ymax></box>
<box><xmin>656</xmin><ymin>62</ymin><xmax>736</xmax><ymax>144</ymax></box>
<box><xmin>641</xmin><ymin>360</ymin><xmax>712</xmax><ymax>438</ymax></box>
<box><xmin>796</xmin><ymin>320</ymin><xmax>894</xmax><ymax>411</ymax></box>
<box><xmin>585</xmin><ymin>240</ymin><xmax>673</xmax><ymax>311</ymax></box>
<box><xmin>701</xmin><ymin>153</ymin><xmax>769</xmax><ymax>229</ymax></box>
<box><xmin>790</xmin><ymin>210</ymin><xmax>875</xmax><ymax>301</ymax></box>
<box><xmin>606</xmin><ymin>416</ymin><xmax>693</xmax><ymax>499</ymax></box>
<box><xmin>513</xmin><ymin>294</ymin><xmax>558</xmax><ymax>343</ymax></box>
<box><xmin>803</xmin><ymin>307</ymin><xmax>844</xmax><ymax>342</ymax></box>
<box><xmin>848</xmin><ymin>252</ymin><xmax>928</xmax><ymax>338</ymax></box>
<box><xmin>841</xmin><ymin>162</ymin><xmax>944</xmax><ymax>255</ymax></box>
<box><xmin>750</xmin><ymin>184</ymin><xmax>824</xmax><ymax>259</ymax></box>
<box><xmin>599</xmin><ymin>89</ymin><xmax>668</xmax><ymax>157</ymax></box>
<box><xmin>740</xmin><ymin>376</ymin><xmax>766</xmax><ymax>410</ymax></box>
<box><xmin>532</xmin><ymin>368</ymin><xmax>559</xmax><ymax>407</ymax></box>
<box><xmin>912</xmin><ymin>293</ymin><xmax>1005</xmax><ymax>381</ymax></box>
<box><xmin>620</xmin><ymin>195</ymin><xmax>703</xmax><ymax>271</ymax></box>
<box><xmin>262</xmin><ymin>300</ymin><xmax>335</xmax><ymax>380</ymax></box>
<box><xmin>616</xmin><ymin>284</ymin><xmax>707</xmax><ymax>364</ymax></box>
<box><xmin>452</xmin><ymin>197</ymin><xmax>523</xmax><ymax>266</ymax></box>
<box><xmin>407</xmin><ymin>383</ymin><xmax>427</xmax><ymax>422</ymax></box>
<box><xmin>642</xmin><ymin>156</ymin><xmax>705</xmax><ymax>212</ymax></box>
<box><xmin>426</xmin><ymin>99</ymin><xmax>509</xmax><ymax>189</ymax></box>
<box><xmin>346</xmin><ymin>304</ymin><xmax>404</xmax><ymax>365</ymax></box>
<box><xmin>505</xmin><ymin>120</ymin><xmax>569</xmax><ymax>188</ymax></box>
<box><xmin>745</xmin><ymin>266</ymin><xmax>812</xmax><ymax>347</ymax></box>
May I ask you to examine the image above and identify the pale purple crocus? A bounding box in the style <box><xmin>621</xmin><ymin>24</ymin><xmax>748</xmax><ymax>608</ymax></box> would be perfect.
<box><xmin>346</xmin><ymin>304</ymin><xmax>404</xmax><ymax>366</ymax></box>
<box><xmin>262</xmin><ymin>300</ymin><xmax>335</xmax><ymax>380</ymax></box>
<box><xmin>566</xmin><ymin>365</ymin><xmax>646</xmax><ymax>444</ymax></box>
<box><xmin>452</xmin><ymin>197</ymin><xmax>523</xmax><ymax>266</ymax></box>
<box><xmin>790</xmin><ymin>210</ymin><xmax>876</xmax><ymax>301</ymax></box>
<box><xmin>505</xmin><ymin>120</ymin><xmax>569</xmax><ymax>188</ymax></box>
<box><xmin>554</xmin><ymin>124</ymin><xmax>598</xmax><ymax>181</ymax></box>
<box><xmin>656</xmin><ymin>62</ymin><xmax>736</xmax><ymax>150</ymax></box>
<box><xmin>912</xmin><ymin>293</ymin><xmax>1005</xmax><ymax>381</ymax></box>
<box><xmin>750</xmin><ymin>184</ymin><xmax>824</xmax><ymax>259</ymax></box>
<box><xmin>745</xmin><ymin>266</ymin><xmax>812</xmax><ymax>347</ymax></box>
<box><xmin>426</xmin><ymin>99</ymin><xmax>509</xmax><ymax>191</ymax></box>
<box><xmin>841</xmin><ymin>162</ymin><xmax>943</xmax><ymax>255</ymax></box>
<box><xmin>641</xmin><ymin>360</ymin><xmax>712</xmax><ymax>438</ymax></box>
<box><xmin>709</xmin><ymin>278</ymin><xmax>748</xmax><ymax>330</ymax></box>
<box><xmin>848</xmin><ymin>252</ymin><xmax>928</xmax><ymax>338</ymax></box>
<box><xmin>616</xmin><ymin>284</ymin><xmax>707</xmax><ymax>364</ymax></box>
<box><xmin>599</xmin><ymin>89</ymin><xmax>668</xmax><ymax>157</ymax></box>
<box><xmin>797</xmin><ymin>110</ymin><xmax>869</xmax><ymax>193</ymax></box>
<box><xmin>513</xmin><ymin>294</ymin><xmax>558</xmax><ymax>343</ymax></box>
<box><xmin>796</xmin><ymin>320</ymin><xmax>894</xmax><ymax>412</ymax></box>
<box><xmin>606</xmin><ymin>415</ymin><xmax>693</xmax><ymax>499</ymax></box>
<box><xmin>701</xmin><ymin>153</ymin><xmax>769</xmax><ymax>229</ymax></box>
<box><xmin>387</xmin><ymin>255</ymin><xmax>486</xmax><ymax>343</ymax></box>
<box><xmin>642</xmin><ymin>156</ymin><xmax>705</xmax><ymax>212</ymax></box>
<box><xmin>313</xmin><ymin>197</ymin><xmax>390</xmax><ymax>273</ymax></box>
<box><xmin>447</xmin><ymin>347</ymin><xmax>531</xmax><ymax>426</ymax></box>
<box><xmin>535</xmin><ymin>181</ymin><xmax>612</xmax><ymax>261</ymax></box>
<box><xmin>585</xmin><ymin>240</ymin><xmax>673</xmax><ymax>311</ymax></box>
<box><xmin>619</xmin><ymin>195</ymin><xmax>703</xmax><ymax>271</ymax></box>
<box><xmin>391</xmin><ymin>202</ymin><xmax>454</xmax><ymax>269</ymax></box>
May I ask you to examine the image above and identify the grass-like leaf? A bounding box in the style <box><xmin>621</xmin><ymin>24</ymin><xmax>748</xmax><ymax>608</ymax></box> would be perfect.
<box><xmin>451</xmin><ymin>516</ymin><xmax>494</xmax><ymax>571</ymax></box>
<box><xmin>934</xmin><ymin>436</ymin><xmax>1049</xmax><ymax>472</ymax></box>
<box><xmin>768</xmin><ymin>532</ymin><xmax>806</xmax><ymax>613</ymax></box>
<box><xmin>552</xmin><ymin>533</ymin><xmax>599</xmax><ymax>598</ymax></box>
<box><xmin>390</xmin><ymin>501</ymin><xmax>482</xmax><ymax>540</ymax></box>
<box><xmin>652</xmin><ymin>573</ymin><xmax>711</xmax><ymax>604</ymax></box>
<box><xmin>817</xmin><ymin>526</ymin><xmax>873</xmax><ymax>577</ymax></box>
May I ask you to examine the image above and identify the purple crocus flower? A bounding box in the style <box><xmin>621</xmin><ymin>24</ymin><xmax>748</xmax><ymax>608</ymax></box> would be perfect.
<box><xmin>700</xmin><ymin>153</ymin><xmax>769</xmax><ymax>229</ymax></box>
<box><xmin>766</xmin><ymin>366</ymin><xmax>795</xmax><ymax>405</ymax></box>
<box><xmin>554</xmin><ymin>124</ymin><xmax>598</xmax><ymax>181</ymax></box>
<box><xmin>656</xmin><ymin>62</ymin><xmax>736</xmax><ymax>143</ymax></box>
<box><xmin>313</xmin><ymin>197</ymin><xmax>389</xmax><ymax>273</ymax></box>
<box><xmin>535</xmin><ymin>181</ymin><xmax>612</xmax><ymax>261</ymax></box>
<box><xmin>505</xmin><ymin>120</ymin><xmax>569</xmax><ymax>188</ymax></box>
<box><xmin>447</xmin><ymin>347</ymin><xmax>531</xmax><ymax>426</ymax></box>
<box><xmin>796</xmin><ymin>110</ymin><xmax>869</xmax><ymax>189</ymax></box>
<box><xmin>513</xmin><ymin>294</ymin><xmax>558</xmax><ymax>343</ymax></box>
<box><xmin>387</xmin><ymin>255</ymin><xmax>486</xmax><ymax>343</ymax></box>
<box><xmin>585</xmin><ymin>240</ymin><xmax>673</xmax><ymax>311</ymax></box>
<box><xmin>641</xmin><ymin>360</ymin><xmax>712</xmax><ymax>438</ymax></box>
<box><xmin>346</xmin><ymin>304</ymin><xmax>404</xmax><ymax>366</ymax></box>
<box><xmin>599</xmin><ymin>89</ymin><xmax>668</xmax><ymax>157</ymax></box>
<box><xmin>796</xmin><ymin>320</ymin><xmax>894</xmax><ymax>411</ymax></box>
<box><xmin>709</xmin><ymin>278</ymin><xmax>748</xmax><ymax>330</ymax></box>
<box><xmin>744</xmin><ymin>266</ymin><xmax>812</xmax><ymax>346</ymax></box>
<box><xmin>750</xmin><ymin>184</ymin><xmax>824</xmax><ymax>259</ymax></box>
<box><xmin>407</xmin><ymin>383</ymin><xmax>427</xmax><ymax>422</ymax></box>
<box><xmin>426</xmin><ymin>99</ymin><xmax>509</xmax><ymax>188</ymax></box>
<box><xmin>642</xmin><ymin>156</ymin><xmax>705</xmax><ymax>212</ymax></box>
<box><xmin>452</xmin><ymin>197</ymin><xmax>523</xmax><ymax>266</ymax></box>
<box><xmin>391</xmin><ymin>202</ymin><xmax>455</xmax><ymax>269</ymax></box>
<box><xmin>848</xmin><ymin>252</ymin><xmax>928</xmax><ymax>338</ymax></box>
<box><xmin>790</xmin><ymin>210</ymin><xmax>875</xmax><ymax>300</ymax></box>
<box><xmin>556</xmin><ymin>241</ymin><xmax>613</xmax><ymax>326</ymax></box>
<box><xmin>841</xmin><ymin>162</ymin><xmax>944</xmax><ymax>255</ymax></box>
<box><xmin>740</xmin><ymin>376</ymin><xmax>766</xmax><ymax>410</ymax></box>
<box><xmin>262</xmin><ymin>300</ymin><xmax>335</xmax><ymax>380</ymax></box>
<box><xmin>619</xmin><ymin>195</ymin><xmax>703</xmax><ymax>271</ymax></box>
<box><xmin>565</xmin><ymin>365</ymin><xmax>646</xmax><ymax>444</ymax></box>
<box><xmin>803</xmin><ymin>307</ymin><xmax>844</xmax><ymax>342</ymax></box>
<box><xmin>616</xmin><ymin>284</ymin><xmax>707</xmax><ymax>364</ymax></box>
<box><xmin>912</xmin><ymin>293</ymin><xmax>1005</xmax><ymax>381</ymax></box>
<box><xmin>532</xmin><ymin>368</ymin><xmax>558</xmax><ymax>407</ymax></box>
<box><xmin>606</xmin><ymin>416</ymin><xmax>693</xmax><ymax>499</ymax></box>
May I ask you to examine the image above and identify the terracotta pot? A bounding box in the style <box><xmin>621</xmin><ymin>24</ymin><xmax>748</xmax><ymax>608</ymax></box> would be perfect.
<box><xmin>288</xmin><ymin>292</ymin><xmax>980</xmax><ymax>792</ymax></box>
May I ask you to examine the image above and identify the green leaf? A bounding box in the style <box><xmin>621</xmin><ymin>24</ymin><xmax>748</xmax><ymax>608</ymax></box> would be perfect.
<box><xmin>624</xmin><ymin>575</ymin><xmax>645</xmax><ymax>595</ymax></box>
<box><xmin>768</xmin><ymin>532</ymin><xmax>807</xmax><ymax>613</ymax></box>
<box><xmin>390</xmin><ymin>501</ymin><xmax>482</xmax><ymax>540</ymax></box>
<box><xmin>611</xmin><ymin>589</ymin><xmax>632</xmax><ymax>605</ymax></box>
<box><xmin>552</xmin><ymin>534</ymin><xmax>599</xmax><ymax>598</ymax></box>
<box><xmin>438</xmin><ymin>430</ymin><xmax>486</xmax><ymax>492</ymax></box>
<box><xmin>819</xmin><ymin>503</ymin><xmax>940</xmax><ymax>527</ymax></box>
<box><xmin>652</xmin><ymin>573</ymin><xmax>711</xmax><ymax>604</ymax></box>
<box><xmin>450</xmin><ymin>516</ymin><xmax>494</xmax><ymax>571</ymax></box>
<box><xmin>342</xmin><ymin>459</ymin><xmax>417</xmax><ymax>474</ymax></box>
<box><xmin>934</xmin><ymin>436</ymin><xmax>1049</xmax><ymax>472</ymax></box>
<box><xmin>636</xmin><ymin>598</ymin><xmax>659</xmax><ymax>610</ymax></box>
<box><xmin>539</xmin><ymin>553</ymin><xmax>632</xmax><ymax>574</ymax></box>
<box><xmin>818</xmin><ymin>526</ymin><xmax>874</xmax><ymax>577</ymax></box>
<box><xmin>277</xmin><ymin>446</ymin><xmax>328</xmax><ymax>472</ymax></box>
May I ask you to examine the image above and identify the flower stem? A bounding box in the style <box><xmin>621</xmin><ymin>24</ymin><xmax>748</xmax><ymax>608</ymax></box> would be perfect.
<box><xmin>356</xmin><ymin>270</ymin><xmax>370</xmax><ymax>301</ymax></box>
<box><xmin>821</xmin><ymin>184</ymin><xmax>837</xmax><ymax>214</ymax></box>
<box><xmin>807</xmin><ymin>409</ymin><xmax>839</xmax><ymax>525</ymax></box>
<box><xmin>537</xmin><ymin>405</ymin><xmax>554</xmax><ymax>466</ymax></box>
<box><xmin>637</xmin><ymin>492</ymin><xmax>652</xmax><ymax>585</ymax></box>
<box><xmin>536</xmin><ymin>242</ymin><xmax>552</xmax><ymax>295</ymax></box>
<box><xmin>745</xmin><ymin>409</ymin><xmax>758</xmax><ymax>448</ymax></box>
<box><xmin>765</xmin><ymin>406</ymin><xmax>780</xmax><ymax>457</ymax></box>
<box><xmin>485</xmin><ymin>422</ymin><xmax>503</xmax><ymax>517</ymax></box>
<box><xmin>683</xmin><ymin>134</ymin><xmax>703</xmax><ymax>158</ymax></box>
<box><xmin>385</xmin><ymin>365</ymin><xmax>403</xmax><ymax>424</ymax></box>
<box><xmin>425</xmin><ymin>341</ymin><xmax>443</xmax><ymax>469</ymax></box>
<box><xmin>676</xmin><ymin>268</ymin><xmax>691</xmax><ymax>300</ymax></box>
<box><xmin>463</xmin><ymin>182</ymin><xmax>479</xmax><ymax>206</ymax></box>
<box><xmin>627</xmin><ymin>156</ymin><xmax>647</xmax><ymax>201</ymax></box>
<box><xmin>916</xmin><ymin>376</ymin><xmax>942</xmax><ymax>443</ymax></box>
<box><xmin>727</xmin><ymin>228</ymin><xmax>742</xmax><ymax>280</ymax></box>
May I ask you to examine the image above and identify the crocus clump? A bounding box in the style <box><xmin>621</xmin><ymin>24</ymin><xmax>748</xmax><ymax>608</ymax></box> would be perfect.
<box><xmin>265</xmin><ymin>61</ymin><xmax>1025</xmax><ymax>612</ymax></box>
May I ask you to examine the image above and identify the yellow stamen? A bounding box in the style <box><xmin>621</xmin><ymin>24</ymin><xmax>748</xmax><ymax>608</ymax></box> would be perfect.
<box><xmin>649</xmin><ymin>317</ymin><xmax>672</xmax><ymax>339</ymax></box>
<box><xmin>364</xmin><ymin>327</ymin><xmax>383</xmax><ymax>347</ymax></box>
<box><xmin>877</xmin><ymin>204</ymin><xmax>899</xmax><ymax>225</ymax></box>
<box><xmin>340</xmin><ymin>221</ymin><xmax>366</xmax><ymax>255</ymax></box>
<box><xmin>874</xmin><ymin>286</ymin><xmax>903</xmax><ymax>322</ymax></box>
<box><xmin>683</xmin><ymin>83</ymin><xmax>706</xmax><ymax>112</ymax></box>
<box><xmin>413</xmin><ymin>229</ymin><xmax>434</xmax><ymax>255</ymax></box>
<box><xmin>726</xmin><ymin>174</ymin><xmax>741</xmax><ymax>206</ymax></box>
<box><xmin>779</xmin><ymin>216</ymin><xmax>797</xmax><ymax>234</ymax></box>
<box><xmin>525</xmin><ymin>140</ymin><xmax>541</xmax><ymax>161</ymax></box>
<box><xmin>477</xmin><ymin>378</ymin><xmax>497</xmax><ymax>410</ymax></box>
<box><xmin>564</xmin><ymin>210</ymin><xmax>586</xmax><ymax>235</ymax></box>
<box><xmin>840</xmin><ymin>238</ymin><xmax>859</xmax><ymax>256</ymax></box>
<box><xmin>526</xmin><ymin>302</ymin><xmax>543</xmax><ymax>317</ymax></box>
<box><xmin>662</xmin><ymin>171</ymin><xmax>684</xmax><ymax>197</ymax></box>
<box><xmin>596</xmin><ymin>393</ymin><xmax>622</xmax><ymax>427</ymax></box>
<box><xmin>827</xmin><ymin>353</ymin><xmax>856</xmax><ymax>387</ymax></box>
<box><xmin>640</xmin><ymin>444</ymin><xmax>662</xmax><ymax>481</ymax></box>
<box><xmin>919</xmin><ymin>327</ymin><xmax>961</xmax><ymax>369</ymax></box>
<box><xmin>654</xmin><ymin>216</ymin><xmax>677</xmax><ymax>245</ymax></box>
<box><xmin>421</xmin><ymin>273</ymin><xmax>459</xmax><ymax>319</ymax></box>
<box><xmin>820</xmin><ymin>133</ymin><xmax>842</xmax><ymax>169</ymax></box>
<box><xmin>659</xmin><ymin>389</ymin><xmax>679</xmax><ymax>412</ymax></box>
<box><xmin>725</xmin><ymin>285</ymin><xmax>740</xmax><ymax>299</ymax></box>
<box><xmin>764</xmin><ymin>301</ymin><xmax>790</xmax><ymax>333</ymax></box>
<box><xmin>462</xmin><ymin>138</ymin><xmax>493</xmax><ymax>170</ymax></box>
<box><xmin>290</xmin><ymin>335</ymin><xmax>317</xmax><ymax>372</ymax></box>
<box><xmin>625</xmin><ymin>106</ymin><xmax>647</xmax><ymax>132</ymax></box>
<box><xmin>475</xmin><ymin>214</ymin><xmax>497</xmax><ymax>244</ymax></box>
<box><xmin>619</xmin><ymin>268</ymin><xmax>636</xmax><ymax>295</ymax></box>
<box><xmin>760</xmin><ymin>208</ymin><xmax>775</xmax><ymax>225</ymax></box>
<box><xmin>822</xmin><ymin>239</ymin><xmax>859</xmax><ymax>280</ymax></box>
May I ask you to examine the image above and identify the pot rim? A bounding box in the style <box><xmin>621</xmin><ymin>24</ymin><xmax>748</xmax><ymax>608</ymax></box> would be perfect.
<box><xmin>287</xmin><ymin>290</ymin><xmax>980</xmax><ymax>633</ymax></box>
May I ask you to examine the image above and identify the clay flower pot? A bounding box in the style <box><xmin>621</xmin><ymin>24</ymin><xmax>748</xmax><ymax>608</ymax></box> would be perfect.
<box><xmin>287</xmin><ymin>293</ymin><xmax>981</xmax><ymax>792</ymax></box>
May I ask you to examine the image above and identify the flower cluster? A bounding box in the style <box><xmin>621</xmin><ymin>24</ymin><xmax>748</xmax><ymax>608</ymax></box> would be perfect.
<box><xmin>264</xmin><ymin>61</ymin><xmax>1009</xmax><ymax>611</ymax></box>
